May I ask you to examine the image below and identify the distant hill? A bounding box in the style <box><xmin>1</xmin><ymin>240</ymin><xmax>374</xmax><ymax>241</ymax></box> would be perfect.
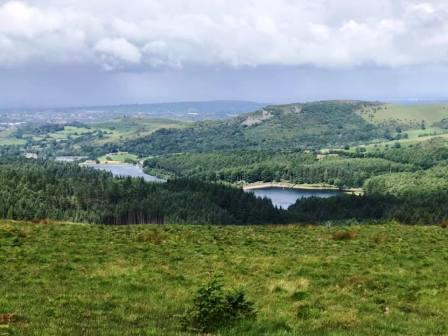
<box><xmin>117</xmin><ymin>100</ymin><xmax>387</xmax><ymax>155</ymax></box>
<box><xmin>0</xmin><ymin>100</ymin><xmax>266</xmax><ymax>124</ymax></box>
<box><xmin>9</xmin><ymin>100</ymin><xmax>448</xmax><ymax>157</ymax></box>
<box><xmin>90</xmin><ymin>100</ymin><xmax>267</xmax><ymax>120</ymax></box>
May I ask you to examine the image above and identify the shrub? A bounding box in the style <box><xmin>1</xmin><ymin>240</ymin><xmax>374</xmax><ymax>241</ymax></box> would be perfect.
<box><xmin>333</xmin><ymin>230</ymin><xmax>357</xmax><ymax>241</ymax></box>
<box><xmin>291</xmin><ymin>290</ymin><xmax>309</xmax><ymax>301</ymax></box>
<box><xmin>183</xmin><ymin>278</ymin><xmax>256</xmax><ymax>332</ymax></box>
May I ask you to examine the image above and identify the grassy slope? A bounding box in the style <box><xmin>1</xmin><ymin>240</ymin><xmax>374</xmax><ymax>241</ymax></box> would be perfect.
<box><xmin>91</xmin><ymin>118</ymin><xmax>189</xmax><ymax>145</ymax></box>
<box><xmin>358</xmin><ymin>104</ymin><xmax>448</xmax><ymax>125</ymax></box>
<box><xmin>345</xmin><ymin>131</ymin><xmax>448</xmax><ymax>154</ymax></box>
<box><xmin>2</xmin><ymin>221</ymin><xmax>448</xmax><ymax>335</ymax></box>
<box><xmin>346</xmin><ymin>104</ymin><xmax>448</xmax><ymax>152</ymax></box>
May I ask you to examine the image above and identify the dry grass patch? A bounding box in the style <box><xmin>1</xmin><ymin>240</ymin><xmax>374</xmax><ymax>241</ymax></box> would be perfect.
<box><xmin>332</xmin><ymin>230</ymin><xmax>357</xmax><ymax>241</ymax></box>
<box><xmin>319</xmin><ymin>307</ymin><xmax>359</xmax><ymax>330</ymax></box>
<box><xmin>440</xmin><ymin>221</ymin><xmax>448</xmax><ymax>229</ymax></box>
<box><xmin>269</xmin><ymin>278</ymin><xmax>310</xmax><ymax>297</ymax></box>
<box><xmin>343</xmin><ymin>275</ymin><xmax>372</xmax><ymax>288</ymax></box>
<box><xmin>135</xmin><ymin>229</ymin><xmax>167</xmax><ymax>245</ymax></box>
<box><xmin>371</xmin><ymin>233</ymin><xmax>389</xmax><ymax>244</ymax></box>
<box><xmin>0</xmin><ymin>313</ymin><xmax>17</xmax><ymax>325</ymax></box>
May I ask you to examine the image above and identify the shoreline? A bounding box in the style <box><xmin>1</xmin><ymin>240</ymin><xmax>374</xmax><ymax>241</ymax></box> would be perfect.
<box><xmin>79</xmin><ymin>163</ymin><xmax>365</xmax><ymax>195</ymax></box>
<box><xmin>242</xmin><ymin>182</ymin><xmax>363</xmax><ymax>195</ymax></box>
<box><xmin>81</xmin><ymin>160</ymin><xmax>132</xmax><ymax>166</ymax></box>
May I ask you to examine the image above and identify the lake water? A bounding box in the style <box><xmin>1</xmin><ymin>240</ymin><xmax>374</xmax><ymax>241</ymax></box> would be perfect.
<box><xmin>85</xmin><ymin>163</ymin><xmax>165</xmax><ymax>182</ymax></box>
<box><xmin>81</xmin><ymin>164</ymin><xmax>340</xmax><ymax>207</ymax></box>
<box><xmin>247</xmin><ymin>187</ymin><xmax>342</xmax><ymax>209</ymax></box>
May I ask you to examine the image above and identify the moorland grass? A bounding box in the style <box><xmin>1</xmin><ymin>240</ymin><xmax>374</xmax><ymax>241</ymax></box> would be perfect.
<box><xmin>1</xmin><ymin>221</ymin><xmax>448</xmax><ymax>335</ymax></box>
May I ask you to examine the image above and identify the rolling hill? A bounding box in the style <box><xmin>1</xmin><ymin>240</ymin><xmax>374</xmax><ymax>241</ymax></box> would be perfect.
<box><xmin>118</xmin><ymin>101</ymin><xmax>385</xmax><ymax>155</ymax></box>
<box><xmin>116</xmin><ymin>101</ymin><xmax>448</xmax><ymax>156</ymax></box>
<box><xmin>7</xmin><ymin>100</ymin><xmax>448</xmax><ymax>160</ymax></box>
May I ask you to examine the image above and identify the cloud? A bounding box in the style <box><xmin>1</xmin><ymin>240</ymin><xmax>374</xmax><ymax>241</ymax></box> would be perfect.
<box><xmin>95</xmin><ymin>38</ymin><xmax>142</xmax><ymax>70</ymax></box>
<box><xmin>1</xmin><ymin>0</ymin><xmax>448</xmax><ymax>71</ymax></box>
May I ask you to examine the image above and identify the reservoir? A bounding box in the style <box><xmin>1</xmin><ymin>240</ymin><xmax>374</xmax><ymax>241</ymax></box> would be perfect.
<box><xmin>82</xmin><ymin>163</ymin><xmax>342</xmax><ymax>208</ymax></box>
<box><xmin>247</xmin><ymin>187</ymin><xmax>342</xmax><ymax>209</ymax></box>
<box><xmin>84</xmin><ymin>163</ymin><xmax>165</xmax><ymax>182</ymax></box>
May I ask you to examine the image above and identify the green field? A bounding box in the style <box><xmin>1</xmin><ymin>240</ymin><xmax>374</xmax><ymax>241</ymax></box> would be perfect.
<box><xmin>0</xmin><ymin>118</ymin><xmax>189</xmax><ymax>150</ymax></box>
<box><xmin>47</xmin><ymin>126</ymin><xmax>93</xmax><ymax>140</ymax></box>
<box><xmin>2</xmin><ymin>221</ymin><xmax>448</xmax><ymax>335</ymax></box>
<box><xmin>358</xmin><ymin>104</ymin><xmax>448</xmax><ymax>125</ymax></box>
<box><xmin>0</xmin><ymin>129</ymin><xmax>26</xmax><ymax>146</ymax></box>
<box><xmin>346</xmin><ymin>129</ymin><xmax>448</xmax><ymax>154</ymax></box>
<box><xmin>41</xmin><ymin>119</ymin><xmax>188</xmax><ymax>144</ymax></box>
<box><xmin>91</xmin><ymin>118</ymin><xmax>189</xmax><ymax>144</ymax></box>
<box><xmin>98</xmin><ymin>152</ymin><xmax>139</xmax><ymax>163</ymax></box>
<box><xmin>0</xmin><ymin>137</ymin><xmax>26</xmax><ymax>146</ymax></box>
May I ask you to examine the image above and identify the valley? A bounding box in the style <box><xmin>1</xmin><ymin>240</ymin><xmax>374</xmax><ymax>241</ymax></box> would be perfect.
<box><xmin>2</xmin><ymin>100</ymin><xmax>448</xmax><ymax>224</ymax></box>
<box><xmin>3</xmin><ymin>2</ymin><xmax>447</xmax><ymax>335</ymax></box>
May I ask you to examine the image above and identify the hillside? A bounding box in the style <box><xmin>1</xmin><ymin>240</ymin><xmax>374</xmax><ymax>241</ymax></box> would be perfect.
<box><xmin>0</xmin><ymin>117</ymin><xmax>191</xmax><ymax>159</ymax></box>
<box><xmin>357</xmin><ymin>103</ymin><xmax>448</xmax><ymax>128</ymax></box>
<box><xmin>6</xmin><ymin>100</ymin><xmax>448</xmax><ymax>159</ymax></box>
<box><xmin>2</xmin><ymin>221</ymin><xmax>448</xmax><ymax>335</ymax></box>
<box><xmin>119</xmin><ymin>101</ymin><xmax>385</xmax><ymax>155</ymax></box>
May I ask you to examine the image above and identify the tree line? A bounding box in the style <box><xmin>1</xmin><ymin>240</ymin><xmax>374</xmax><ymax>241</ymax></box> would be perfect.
<box><xmin>2</xmin><ymin>156</ymin><xmax>448</xmax><ymax>225</ymax></box>
<box><xmin>0</xmin><ymin>158</ymin><xmax>284</xmax><ymax>225</ymax></box>
<box><xmin>144</xmin><ymin>150</ymin><xmax>415</xmax><ymax>188</ymax></box>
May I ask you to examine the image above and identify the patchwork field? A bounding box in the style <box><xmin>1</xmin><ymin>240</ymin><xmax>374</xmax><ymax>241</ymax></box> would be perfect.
<box><xmin>90</xmin><ymin>118</ymin><xmax>189</xmax><ymax>144</ymax></box>
<box><xmin>2</xmin><ymin>221</ymin><xmax>448</xmax><ymax>335</ymax></box>
<box><xmin>0</xmin><ymin>129</ymin><xmax>26</xmax><ymax>146</ymax></box>
<box><xmin>0</xmin><ymin>118</ymin><xmax>189</xmax><ymax>149</ymax></box>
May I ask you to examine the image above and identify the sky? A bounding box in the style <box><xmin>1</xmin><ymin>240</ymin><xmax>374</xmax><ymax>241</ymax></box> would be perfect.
<box><xmin>1</xmin><ymin>0</ymin><xmax>448</xmax><ymax>107</ymax></box>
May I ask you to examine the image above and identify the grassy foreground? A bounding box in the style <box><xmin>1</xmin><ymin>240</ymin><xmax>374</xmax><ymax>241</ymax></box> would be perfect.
<box><xmin>1</xmin><ymin>221</ymin><xmax>448</xmax><ymax>335</ymax></box>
